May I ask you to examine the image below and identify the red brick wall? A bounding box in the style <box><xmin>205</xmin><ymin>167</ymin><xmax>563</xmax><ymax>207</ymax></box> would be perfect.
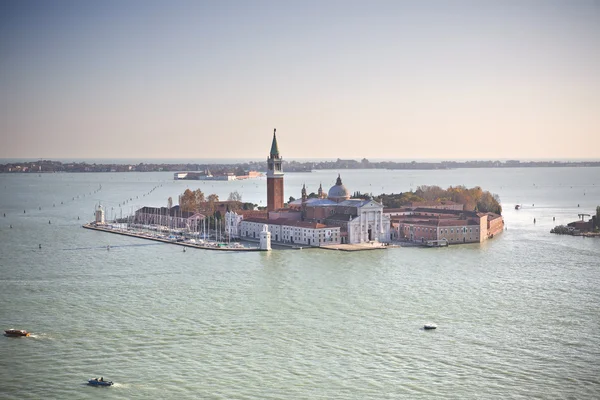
<box><xmin>487</xmin><ymin>217</ymin><xmax>504</xmax><ymax>238</ymax></box>
<box><xmin>267</xmin><ymin>177</ymin><xmax>284</xmax><ymax>211</ymax></box>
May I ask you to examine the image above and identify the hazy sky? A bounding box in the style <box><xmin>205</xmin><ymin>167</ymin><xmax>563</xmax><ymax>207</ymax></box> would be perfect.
<box><xmin>1</xmin><ymin>0</ymin><xmax>599</xmax><ymax>160</ymax></box>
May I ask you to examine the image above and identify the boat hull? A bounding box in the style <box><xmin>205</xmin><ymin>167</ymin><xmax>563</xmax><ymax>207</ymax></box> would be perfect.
<box><xmin>88</xmin><ymin>380</ymin><xmax>113</xmax><ymax>386</ymax></box>
<box><xmin>4</xmin><ymin>329</ymin><xmax>30</xmax><ymax>337</ymax></box>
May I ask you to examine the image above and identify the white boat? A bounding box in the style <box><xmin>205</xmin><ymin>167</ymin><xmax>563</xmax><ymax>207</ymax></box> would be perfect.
<box><xmin>423</xmin><ymin>323</ymin><xmax>437</xmax><ymax>330</ymax></box>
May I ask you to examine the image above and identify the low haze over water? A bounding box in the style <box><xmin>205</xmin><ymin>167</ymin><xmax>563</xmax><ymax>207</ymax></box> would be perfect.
<box><xmin>1</xmin><ymin>168</ymin><xmax>599</xmax><ymax>398</ymax></box>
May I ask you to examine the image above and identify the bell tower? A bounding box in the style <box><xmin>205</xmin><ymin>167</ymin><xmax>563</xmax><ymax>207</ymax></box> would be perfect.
<box><xmin>267</xmin><ymin>128</ymin><xmax>284</xmax><ymax>212</ymax></box>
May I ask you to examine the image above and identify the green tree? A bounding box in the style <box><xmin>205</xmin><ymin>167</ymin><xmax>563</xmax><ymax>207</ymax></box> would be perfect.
<box><xmin>228</xmin><ymin>191</ymin><xmax>242</xmax><ymax>202</ymax></box>
<box><xmin>242</xmin><ymin>202</ymin><xmax>256</xmax><ymax>210</ymax></box>
<box><xmin>234</xmin><ymin>166</ymin><xmax>246</xmax><ymax>176</ymax></box>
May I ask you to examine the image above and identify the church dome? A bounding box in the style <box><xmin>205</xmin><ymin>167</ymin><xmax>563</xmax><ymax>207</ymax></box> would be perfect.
<box><xmin>328</xmin><ymin>174</ymin><xmax>350</xmax><ymax>202</ymax></box>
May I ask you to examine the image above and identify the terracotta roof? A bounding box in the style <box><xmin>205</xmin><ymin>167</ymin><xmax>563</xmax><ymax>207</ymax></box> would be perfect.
<box><xmin>279</xmin><ymin>220</ymin><xmax>330</xmax><ymax>229</ymax></box>
<box><xmin>486</xmin><ymin>213</ymin><xmax>502</xmax><ymax>220</ymax></box>
<box><xmin>410</xmin><ymin>200</ymin><xmax>459</xmax><ymax>207</ymax></box>
<box><xmin>383</xmin><ymin>207</ymin><xmax>411</xmax><ymax>213</ymax></box>
<box><xmin>412</xmin><ymin>208</ymin><xmax>480</xmax><ymax>218</ymax></box>
<box><xmin>243</xmin><ymin>217</ymin><xmax>269</xmax><ymax>224</ymax></box>
<box><xmin>238</xmin><ymin>210</ymin><xmax>268</xmax><ymax>218</ymax></box>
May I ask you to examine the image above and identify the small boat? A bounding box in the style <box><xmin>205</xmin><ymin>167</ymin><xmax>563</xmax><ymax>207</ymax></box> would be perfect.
<box><xmin>88</xmin><ymin>378</ymin><xmax>113</xmax><ymax>386</ymax></box>
<box><xmin>4</xmin><ymin>329</ymin><xmax>30</xmax><ymax>337</ymax></box>
<box><xmin>423</xmin><ymin>323</ymin><xmax>437</xmax><ymax>330</ymax></box>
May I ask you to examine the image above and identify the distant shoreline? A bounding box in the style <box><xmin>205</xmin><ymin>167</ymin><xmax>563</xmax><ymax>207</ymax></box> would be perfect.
<box><xmin>2</xmin><ymin>159</ymin><xmax>600</xmax><ymax>174</ymax></box>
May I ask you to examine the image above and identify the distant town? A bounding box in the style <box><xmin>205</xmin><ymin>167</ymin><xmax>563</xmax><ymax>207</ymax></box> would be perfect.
<box><xmin>2</xmin><ymin>158</ymin><xmax>600</xmax><ymax>174</ymax></box>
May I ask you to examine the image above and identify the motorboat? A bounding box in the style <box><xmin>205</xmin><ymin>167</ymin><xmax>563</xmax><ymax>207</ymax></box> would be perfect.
<box><xmin>4</xmin><ymin>329</ymin><xmax>30</xmax><ymax>337</ymax></box>
<box><xmin>423</xmin><ymin>323</ymin><xmax>437</xmax><ymax>330</ymax></box>
<box><xmin>88</xmin><ymin>378</ymin><xmax>113</xmax><ymax>386</ymax></box>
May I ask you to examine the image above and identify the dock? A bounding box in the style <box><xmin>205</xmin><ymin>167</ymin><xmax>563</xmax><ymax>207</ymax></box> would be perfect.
<box><xmin>82</xmin><ymin>224</ymin><xmax>263</xmax><ymax>252</ymax></box>
<box><xmin>320</xmin><ymin>242</ymin><xmax>394</xmax><ymax>252</ymax></box>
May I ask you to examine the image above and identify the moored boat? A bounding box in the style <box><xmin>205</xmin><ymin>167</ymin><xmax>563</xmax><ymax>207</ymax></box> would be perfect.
<box><xmin>4</xmin><ymin>329</ymin><xmax>30</xmax><ymax>337</ymax></box>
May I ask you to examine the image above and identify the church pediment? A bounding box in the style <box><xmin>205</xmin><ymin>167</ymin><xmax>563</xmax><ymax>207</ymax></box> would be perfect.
<box><xmin>359</xmin><ymin>200</ymin><xmax>383</xmax><ymax>209</ymax></box>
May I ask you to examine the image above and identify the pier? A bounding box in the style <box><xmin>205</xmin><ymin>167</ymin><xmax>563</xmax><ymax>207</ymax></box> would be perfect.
<box><xmin>82</xmin><ymin>224</ymin><xmax>263</xmax><ymax>252</ymax></box>
<box><xmin>321</xmin><ymin>242</ymin><xmax>394</xmax><ymax>252</ymax></box>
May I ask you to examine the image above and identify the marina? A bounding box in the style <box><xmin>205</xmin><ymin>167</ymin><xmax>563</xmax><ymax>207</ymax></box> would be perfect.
<box><xmin>82</xmin><ymin>223</ymin><xmax>263</xmax><ymax>252</ymax></box>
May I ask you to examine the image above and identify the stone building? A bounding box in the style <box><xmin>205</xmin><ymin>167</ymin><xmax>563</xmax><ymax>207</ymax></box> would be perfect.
<box><xmin>241</xmin><ymin>217</ymin><xmax>341</xmax><ymax>246</ymax></box>
<box><xmin>388</xmin><ymin>207</ymin><xmax>503</xmax><ymax>244</ymax></box>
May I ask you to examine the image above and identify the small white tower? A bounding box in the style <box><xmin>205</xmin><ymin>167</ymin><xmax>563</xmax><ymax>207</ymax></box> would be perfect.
<box><xmin>95</xmin><ymin>205</ymin><xmax>105</xmax><ymax>225</ymax></box>
<box><xmin>259</xmin><ymin>224</ymin><xmax>271</xmax><ymax>251</ymax></box>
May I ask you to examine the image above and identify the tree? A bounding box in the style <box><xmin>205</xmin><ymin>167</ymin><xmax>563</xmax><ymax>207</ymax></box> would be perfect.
<box><xmin>415</xmin><ymin>185</ymin><xmax>446</xmax><ymax>201</ymax></box>
<box><xmin>234</xmin><ymin>166</ymin><xmax>246</xmax><ymax>176</ymax></box>
<box><xmin>228</xmin><ymin>191</ymin><xmax>242</xmax><ymax>202</ymax></box>
<box><xmin>374</xmin><ymin>186</ymin><xmax>502</xmax><ymax>214</ymax></box>
<box><xmin>243</xmin><ymin>202</ymin><xmax>257</xmax><ymax>210</ymax></box>
<box><xmin>180</xmin><ymin>189</ymin><xmax>196</xmax><ymax>212</ymax></box>
<box><xmin>289</xmin><ymin>196</ymin><xmax>296</xmax><ymax>203</ymax></box>
<box><xmin>179</xmin><ymin>189</ymin><xmax>205</xmax><ymax>212</ymax></box>
<box><xmin>476</xmin><ymin>192</ymin><xmax>495</xmax><ymax>213</ymax></box>
<box><xmin>493</xmin><ymin>194</ymin><xmax>503</xmax><ymax>214</ymax></box>
<box><xmin>206</xmin><ymin>193</ymin><xmax>219</xmax><ymax>215</ymax></box>
<box><xmin>194</xmin><ymin>189</ymin><xmax>205</xmax><ymax>204</ymax></box>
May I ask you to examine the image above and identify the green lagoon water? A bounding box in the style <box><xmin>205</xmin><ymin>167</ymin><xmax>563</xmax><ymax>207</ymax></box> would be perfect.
<box><xmin>1</xmin><ymin>168</ymin><xmax>599</xmax><ymax>399</ymax></box>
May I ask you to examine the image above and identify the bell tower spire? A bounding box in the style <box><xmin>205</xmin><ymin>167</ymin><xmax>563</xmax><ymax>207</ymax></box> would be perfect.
<box><xmin>270</xmin><ymin>128</ymin><xmax>280</xmax><ymax>158</ymax></box>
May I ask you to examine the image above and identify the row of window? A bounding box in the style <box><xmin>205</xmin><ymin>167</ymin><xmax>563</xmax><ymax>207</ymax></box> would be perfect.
<box><xmin>403</xmin><ymin>226</ymin><xmax>479</xmax><ymax>234</ymax></box>
<box><xmin>241</xmin><ymin>223</ymin><xmax>339</xmax><ymax>238</ymax></box>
